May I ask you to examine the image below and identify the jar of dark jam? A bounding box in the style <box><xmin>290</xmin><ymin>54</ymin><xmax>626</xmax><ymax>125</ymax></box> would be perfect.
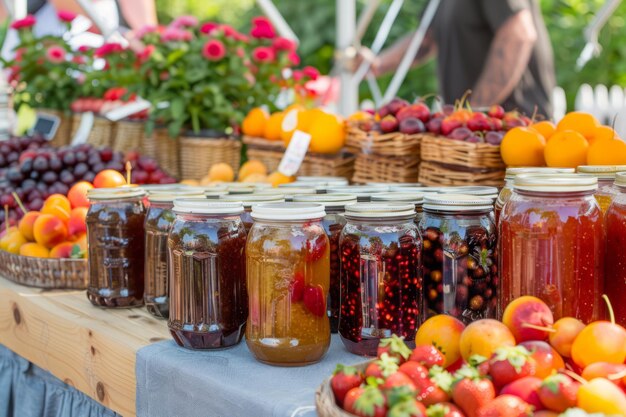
<box><xmin>143</xmin><ymin>190</ymin><xmax>205</xmax><ymax>319</ymax></box>
<box><xmin>371</xmin><ymin>192</ymin><xmax>425</xmax><ymax>223</ymax></box>
<box><xmin>292</xmin><ymin>194</ymin><xmax>358</xmax><ymax>333</ymax></box>
<box><xmin>577</xmin><ymin>165</ymin><xmax>626</xmax><ymax>213</ymax></box>
<box><xmin>86</xmin><ymin>187</ymin><xmax>146</xmax><ymax>308</ymax></box>
<box><xmin>605</xmin><ymin>172</ymin><xmax>626</xmax><ymax>326</ymax></box>
<box><xmin>219</xmin><ymin>193</ymin><xmax>285</xmax><ymax>231</ymax></box>
<box><xmin>420</xmin><ymin>194</ymin><xmax>497</xmax><ymax>323</ymax></box>
<box><xmin>339</xmin><ymin>203</ymin><xmax>422</xmax><ymax>356</ymax></box>
<box><xmin>168</xmin><ymin>199</ymin><xmax>248</xmax><ymax>349</ymax></box>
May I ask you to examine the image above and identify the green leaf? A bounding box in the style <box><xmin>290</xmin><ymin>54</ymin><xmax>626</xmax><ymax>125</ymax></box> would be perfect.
<box><xmin>354</xmin><ymin>386</ymin><xmax>385</xmax><ymax>417</ymax></box>
<box><xmin>387</xmin><ymin>398</ymin><xmax>421</xmax><ymax>417</ymax></box>
<box><xmin>378</xmin><ymin>335</ymin><xmax>412</xmax><ymax>360</ymax></box>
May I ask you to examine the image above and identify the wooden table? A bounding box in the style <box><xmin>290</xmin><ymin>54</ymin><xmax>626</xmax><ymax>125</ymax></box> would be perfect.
<box><xmin>0</xmin><ymin>276</ymin><xmax>170</xmax><ymax>417</ymax></box>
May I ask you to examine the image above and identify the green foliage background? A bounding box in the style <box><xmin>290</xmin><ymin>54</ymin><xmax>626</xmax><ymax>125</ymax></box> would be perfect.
<box><xmin>154</xmin><ymin>0</ymin><xmax>626</xmax><ymax>109</ymax></box>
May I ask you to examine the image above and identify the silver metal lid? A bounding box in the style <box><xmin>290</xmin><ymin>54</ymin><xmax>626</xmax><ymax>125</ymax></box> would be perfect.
<box><xmin>291</xmin><ymin>193</ymin><xmax>357</xmax><ymax>209</ymax></box>
<box><xmin>88</xmin><ymin>187</ymin><xmax>146</xmax><ymax>200</ymax></box>
<box><xmin>423</xmin><ymin>194</ymin><xmax>494</xmax><ymax>212</ymax></box>
<box><xmin>370</xmin><ymin>192</ymin><xmax>424</xmax><ymax>205</ymax></box>
<box><xmin>326</xmin><ymin>185</ymin><xmax>389</xmax><ymax>197</ymax></box>
<box><xmin>505</xmin><ymin>167</ymin><xmax>575</xmax><ymax>180</ymax></box>
<box><xmin>251</xmin><ymin>203</ymin><xmax>326</xmax><ymax>220</ymax></box>
<box><xmin>344</xmin><ymin>202</ymin><xmax>415</xmax><ymax>218</ymax></box>
<box><xmin>368</xmin><ymin>182</ymin><xmax>422</xmax><ymax>187</ymax></box>
<box><xmin>173</xmin><ymin>199</ymin><xmax>244</xmax><ymax>215</ymax></box>
<box><xmin>220</xmin><ymin>193</ymin><xmax>285</xmax><ymax>207</ymax></box>
<box><xmin>513</xmin><ymin>173</ymin><xmax>598</xmax><ymax>192</ymax></box>
<box><xmin>577</xmin><ymin>165</ymin><xmax>626</xmax><ymax>179</ymax></box>
<box><xmin>296</xmin><ymin>176</ymin><xmax>349</xmax><ymax>186</ymax></box>
<box><xmin>388</xmin><ymin>186</ymin><xmax>440</xmax><ymax>193</ymax></box>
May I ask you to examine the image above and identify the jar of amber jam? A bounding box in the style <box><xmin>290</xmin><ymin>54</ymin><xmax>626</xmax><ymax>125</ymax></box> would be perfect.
<box><xmin>86</xmin><ymin>187</ymin><xmax>146</xmax><ymax>308</ymax></box>
<box><xmin>292</xmin><ymin>194</ymin><xmax>358</xmax><ymax>333</ymax></box>
<box><xmin>495</xmin><ymin>168</ymin><xmax>575</xmax><ymax>224</ymax></box>
<box><xmin>219</xmin><ymin>193</ymin><xmax>285</xmax><ymax>231</ymax></box>
<box><xmin>604</xmin><ymin>172</ymin><xmax>626</xmax><ymax>326</ymax></box>
<box><xmin>577</xmin><ymin>165</ymin><xmax>626</xmax><ymax>213</ymax></box>
<box><xmin>339</xmin><ymin>203</ymin><xmax>422</xmax><ymax>356</ymax></box>
<box><xmin>143</xmin><ymin>190</ymin><xmax>204</xmax><ymax>319</ymax></box>
<box><xmin>246</xmin><ymin>203</ymin><xmax>330</xmax><ymax>366</ymax></box>
<box><xmin>168</xmin><ymin>199</ymin><xmax>248</xmax><ymax>349</ymax></box>
<box><xmin>420</xmin><ymin>194</ymin><xmax>497</xmax><ymax>323</ymax></box>
<box><xmin>371</xmin><ymin>192</ymin><xmax>425</xmax><ymax>222</ymax></box>
<box><xmin>500</xmin><ymin>174</ymin><xmax>605</xmax><ymax>323</ymax></box>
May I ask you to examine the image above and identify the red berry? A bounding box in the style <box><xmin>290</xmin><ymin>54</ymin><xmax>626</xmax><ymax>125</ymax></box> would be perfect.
<box><xmin>303</xmin><ymin>284</ymin><xmax>325</xmax><ymax>317</ymax></box>
<box><xmin>289</xmin><ymin>272</ymin><xmax>305</xmax><ymax>302</ymax></box>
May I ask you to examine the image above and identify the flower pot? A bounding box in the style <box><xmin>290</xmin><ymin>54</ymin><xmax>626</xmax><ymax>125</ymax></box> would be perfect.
<box><xmin>179</xmin><ymin>133</ymin><xmax>241</xmax><ymax>181</ymax></box>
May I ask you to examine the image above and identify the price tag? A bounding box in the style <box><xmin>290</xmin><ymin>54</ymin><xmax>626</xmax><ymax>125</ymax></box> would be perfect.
<box><xmin>278</xmin><ymin>130</ymin><xmax>311</xmax><ymax>176</ymax></box>
<box><xmin>104</xmin><ymin>97</ymin><xmax>151</xmax><ymax>122</ymax></box>
<box><xmin>71</xmin><ymin>112</ymin><xmax>94</xmax><ymax>145</ymax></box>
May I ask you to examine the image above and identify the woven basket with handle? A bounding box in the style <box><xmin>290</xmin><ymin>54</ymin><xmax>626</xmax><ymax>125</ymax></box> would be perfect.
<box><xmin>0</xmin><ymin>250</ymin><xmax>88</xmax><ymax>289</ymax></box>
<box><xmin>38</xmin><ymin>109</ymin><xmax>72</xmax><ymax>147</ymax></box>
<box><xmin>346</xmin><ymin>126</ymin><xmax>422</xmax><ymax>157</ymax></box>
<box><xmin>111</xmin><ymin>120</ymin><xmax>145</xmax><ymax>153</ymax></box>
<box><xmin>315</xmin><ymin>361</ymin><xmax>371</xmax><ymax>417</ymax></box>
<box><xmin>352</xmin><ymin>153</ymin><xmax>420</xmax><ymax>184</ymax></box>
<box><xmin>179</xmin><ymin>134</ymin><xmax>242</xmax><ymax>181</ymax></box>
<box><xmin>421</xmin><ymin>134</ymin><xmax>505</xmax><ymax>169</ymax></box>
<box><xmin>419</xmin><ymin>161</ymin><xmax>505</xmax><ymax>187</ymax></box>
<box><xmin>143</xmin><ymin>127</ymin><xmax>180</xmax><ymax>178</ymax></box>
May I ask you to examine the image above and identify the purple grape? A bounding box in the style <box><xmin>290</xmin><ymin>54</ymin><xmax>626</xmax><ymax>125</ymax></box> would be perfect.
<box><xmin>42</xmin><ymin>171</ymin><xmax>58</xmax><ymax>184</ymax></box>
<box><xmin>62</xmin><ymin>153</ymin><xmax>76</xmax><ymax>166</ymax></box>
<box><xmin>74</xmin><ymin>162</ymin><xmax>88</xmax><ymax>177</ymax></box>
<box><xmin>83</xmin><ymin>171</ymin><xmax>96</xmax><ymax>183</ymax></box>
<box><xmin>60</xmin><ymin>170</ymin><xmax>75</xmax><ymax>185</ymax></box>
<box><xmin>7</xmin><ymin>152</ymin><xmax>18</xmax><ymax>163</ymax></box>
<box><xmin>75</xmin><ymin>151</ymin><xmax>87</xmax><ymax>163</ymax></box>
<box><xmin>49</xmin><ymin>157</ymin><xmax>62</xmax><ymax>171</ymax></box>
<box><xmin>33</xmin><ymin>156</ymin><xmax>48</xmax><ymax>172</ymax></box>
<box><xmin>485</xmin><ymin>131</ymin><xmax>504</xmax><ymax>146</ymax></box>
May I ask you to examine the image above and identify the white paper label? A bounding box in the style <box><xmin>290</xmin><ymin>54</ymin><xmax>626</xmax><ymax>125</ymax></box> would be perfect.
<box><xmin>278</xmin><ymin>130</ymin><xmax>311</xmax><ymax>176</ymax></box>
<box><xmin>71</xmin><ymin>112</ymin><xmax>94</xmax><ymax>145</ymax></box>
<box><xmin>104</xmin><ymin>98</ymin><xmax>151</xmax><ymax>122</ymax></box>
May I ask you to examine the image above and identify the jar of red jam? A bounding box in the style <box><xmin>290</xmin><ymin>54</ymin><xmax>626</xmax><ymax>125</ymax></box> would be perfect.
<box><xmin>292</xmin><ymin>194</ymin><xmax>358</xmax><ymax>333</ymax></box>
<box><xmin>371</xmin><ymin>192</ymin><xmax>425</xmax><ymax>222</ymax></box>
<box><xmin>246</xmin><ymin>203</ymin><xmax>330</xmax><ymax>366</ymax></box>
<box><xmin>168</xmin><ymin>199</ymin><xmax>248</xmax><ymax>349</ymax></box>
<box><xmin>219</xmin><ymin>193</ymin><xmax>285</xmax><ymax>231</ymax></box>
<box><xmin>420</xmin><ymin>194</ymin><xmax>497</xmax><ymax>323</ymax></box>
<box><xmin>500</xmin><ymin>174</ymin><xmax>605</xmax><ymax>323</ymax></box>
<box><xmin>495</xmin><ymin>168</ymin><xmax>575</xmax><ymax>224</ymax></box>
<box><xmin>339</xmin><ymin>203</ymin><xmax>422</xmax><ymax>356</ymax></box>
<box><xmin>604</xmin><ymin>172</ymin><xmax>626</xmax><ymax>326</ymax></box>
<box><xmin>577</xmin><ymin>165</ymin><xmax>626</xmax><ymax>213</ymax></box>
<box><xmin>143</xmin><ymin>190</ymin><xmax>204</xmax><ymax>319</ymax></box>
<box><xmin>86</xmin><ymin>187</ymin><xmax>146</xmax><ymax>308</ymax></box>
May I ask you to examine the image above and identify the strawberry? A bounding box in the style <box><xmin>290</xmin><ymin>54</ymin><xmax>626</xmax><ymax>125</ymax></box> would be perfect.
<box><xmin>388</xmin><ymin>398</ymin><xmax>427</xmax><ymax>417</ymax></box>
<box><xmin>399</xmin><ymin>362</ymin><xmax>452</xmax><ymax>406</ymax></box>
<box><xmin>366</xmin><ymin>353</ymin><xmax>400</xmax><ymax>379</ymax></box>
<box><xmin>331</xmin><ymin>364</ymin><xmax>363</xmax><ymax>407</ymax></box>
<box><xmin>537</xmin><ymin>373</ymin><xmax>579</xmax><ymax>412</ymax></box>
<box><xmin>451</xmin><ymin>366</ymin><xmax>496</xmax><ymax>417</ymax></box>
<box><xmin>410</xmin><ymin>345</ymin><xmax>445</xmax><ymax>368</ymax></box>
<box><xmin>288</xmin><ymin>272</ymin><xmax>304</xmax><ymax>302</ymax></box>
<box><xmin>377</xmin><ymin>335</ymin><xmax>413</xmax><ymax>363</ymax></box>
<box><xmin>381</xmin><ymin>371</ymin><xmax>417</xmax><ymax>393</ymax></box>
<box><xmin>343</xmin><ymin>386</ymin><xmax>387</xmax><ymax>417</ymax></box>
<box><xmin>499</xmin><ymin>376</ymin><xmax>543</xmax><ymax>410</ymax></box>
<box><xmin>488</xmin><ymin>346</ymin><xmax>536</xmax><ymax>389</ymax></box>
<box><xmin>427</xmin><ymin>402</ymin><xmax>466</xmax><ymax>417</ymax></box>
<box><xmin>475</xmin><ymin>394</ymin><xmax>532</xmax><ymax>417</ymax></box>
<box><xmin>302</xmin><ymin>284</ymin><xmax>325</xmax><ymax>317</ymax></box>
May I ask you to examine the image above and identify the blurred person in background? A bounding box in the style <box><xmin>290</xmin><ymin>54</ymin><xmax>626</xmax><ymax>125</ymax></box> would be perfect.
<box><xmin>366</xmin><ymin>0</ymin><xmax>555</xmax><ymax>117</ymax></box>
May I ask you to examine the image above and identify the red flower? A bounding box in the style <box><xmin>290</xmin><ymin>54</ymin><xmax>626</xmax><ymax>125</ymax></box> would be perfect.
<box><xmin>78</xmin><ymin>45</ymin><xmax>91</xmax><ymax>52</ymax></box>
<box><xmin>250</xmin><ymin>16</ymin><xmax>275</xmax><ymax>39</ymax></box>
<box><xmin>252</xmin><ymin>46</ymin><xmax>275</xmax><ymax>63</ymax></box>
<box><xmin>200</xmin><ymin>22</ymin><xmax>218</xmax><ymax>35</ymax></box>
<box><xmin>287</xmin><ymin>51</ymin><xmax>300</xmax><ymax>66</ymax></box>
<box><xmin>202</xmin><ymin>40</ymin><xmax>226</xmax><ymax>61</ymax></box>
<box><xmin>303</xmin><ymin>66</ymin><xmax>320</xmax><ymax>80</ymax></box>
<box><xmin>219</xmin><ymin>24</ymin><xmax>242</xmax><ymax>40</ymax></box>
<box><xmin>273</xmin><ymin>37</ymin><xmax>296</xmax><ymax>51</ymax></box>
<box><xmin>137</xmin><ymin>44</ymin><xmax>155</xmax><ymax>61</ymax></box>
<box><xmin>171</xmin><ymin>15</ymin><xmax>198</xmax><ymax>28</ymax></box>
<box><xmin>94</xmin><ymin>42</ymin><xmax>123</xmax><ymax>57</ymax></box>
<box><xmin>57</xmin><ymin>10</ymin><xmax>77</xmax><ymax>22</ymax></box>
<box><xmin>292</xmin><ymin>70</ymin><xmax>303</xmax><ymax>82</ymax></box>
<box><xmin>160</xmin><ymin>27</ymin><xmax>192</xmax><ymax>42</ymax></box>
<box><xmin>46</xmin><ymin>45</ymin><xmax>65</xmax><ymax>63</ymax></box>
<box><xmin>10</xmin><ymin>15</ymin><xmax>36</xmax><ymax>30</ymax></box>
<box><xmin>136</xmin><ymin>25</ymin><xmax>157</xmax><ymax>39</ymax></box>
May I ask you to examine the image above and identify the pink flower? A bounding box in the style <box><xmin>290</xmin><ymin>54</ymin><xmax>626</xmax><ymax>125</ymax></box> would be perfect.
<box><xmin>171</xmin><ymin>15</ymin><xmax>198</xmax><ymax>28</ymax></box>
<box><xmin>57</xmin><ymin>10</ymin><xmax>77</xmax><ymax>22</ymax></box>
<box><xmin>46</xmin><ymin>45</ymin><xmax>65</xmax><ymax>63</ymax></box>
<box><xmin>219</xmin><ymin>24</ymin><xmax>242</xmax><ymax>40</ymax></box>
<box><xmin>252</xmin><ymin>46</ymin><xmax>275</xmax><ymax>63</ymax></box>
<box><xmin>136</xmin><ymin>25</ymin><xmax>157</xmax><ymax>39</ymax></box>
<box><xmin>302</xmin><ymin>66</ymin><xmax>319</xmax><ymax>80</ymax></box>
<box><xmin>250</xmin><ymin>16</ymin><xmax>275</xmax><ymax>39</ymax></box>
<box><xmin>202</xmin><ymin>40</ymin><xmax>226</xmax><ymax>61</ymax></box>
<box><xmin>137</xmin><ymin>44</ymin><xmax>155</xmax><ymax>61</ymax></box>
<box><xmin>200</xmin><ymin>22</ymin><xmax>218</xmax><ymax>35</ymax></box>
<box><xmin>292</xmin><ymin>70</ymin><xmax>303</xmax><ymax>82</ymax></box>
<box><xmin>160</xmin><ymin>27</ymin><xmax>192</xmax><ymax>42</ymax></box>
<box><xmin>78</xmin><ymin>45</ymin><xmax>91</xmax><ymax>52</ymax></box>
<box><xmin>94</xmin><ymin>42</ymin><xmax>123</xmax><ymax>57</ymax></box>
<box><xmin>10</xmin><ymin>15</ymin><xmax>36</xmax><ymax>30</ymax></box>
<box><xmin>287</xmin><ymin>51</ymin><xmax>300</xmax><ymax>66</ymax></box>
<box><xmin>272</xmin><ymin>37</ymin><xmax>296</xmax><ymax>51</ymax></box>
<box><xmin>72</xmin><ymin>55</ymin><xmax>85</xmax><ymax>64</ymax></box>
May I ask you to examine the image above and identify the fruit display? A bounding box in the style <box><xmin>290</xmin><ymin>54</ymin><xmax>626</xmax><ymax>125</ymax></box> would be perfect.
<box><xmin>323</xmin><ymin>296</ymin><xmax>626</xmax><ymax>417</ymax></box>
<box><xmin>182</xmin><ymin>160</ymin><xmax>295</xmax><ymax>188</ymax></box>
<box><xmin>70</xmin><ymin>88</ymin><xmax>148</xmax><ymax>121</ymax></box>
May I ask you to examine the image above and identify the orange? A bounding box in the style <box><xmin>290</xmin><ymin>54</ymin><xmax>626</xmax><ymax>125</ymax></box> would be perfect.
<box><xmin>531</xmin><ymin>121</ymin><xmax>556</xmax><ymax>141</ymax></box>
<box><xmin>500</xmin><ymin>127</ymin><xmax>546</xmax><ymax>166</ymax></box>
<box><xmin>238</xmin><ymin>160</ymin><xmax>267</xmax><ymax>181</ymax></box>
<box><xmin>241</xmin><ymin>107</ymin><xmax>269</xmax><ymax>137</ymax></box>
<box><xmin>296</xmin><ymin>108</ymin><xmax>324</xmax><ymax>133</ymax></box>
<box><xmin>67</xmin><ymin>181</ymin><xmax>93</xmax><ymax>208</ymax></box>
<box><xmin>264</xmin><ymin>112</ymin><xmax>284</xmax><ymax>141</ymax></box>
<box><xmin>591</xmin><ymin>125</ymin><xmax>620</xmax><ymax>144</ymax></box>
<box><xmin>267</xmin><ymin>171</ymin><xmax>294</xmax><ymax>187</ymax></box>
<box><xmin>557</xmin><ymin>111</ymin><xmax>599</xmax><ymax>141</ymax></box>
<box><xmin>308</xmin><ymin>112</ymin><xmax>346</xmax><ymax>154</ymax></box>
<box><xmin>41</xmin><ymin>194</ymin><xmax>72</xmax><ymax>223</ymax></box>
<box><xmin>93</xmin><ymin>169</ymin><xmax>126</xmax><ymax>188</ymax></box>
<box><xmin>544</xmin><ymin>130</ymin><xmax>589</xmax><ymax>168</ymax></box>
<box><xmin>280</xmin><ymin>108</ymin><xmax>300</xmax><ymax>146</ymax></box>
<box><xmin>587</xmin><ymin>137</ymin><xmax>626</xmax><ymax>165</ymax></box>
<box><xmin>207</xmin><ymin>163</ymin><xmax>235</xmax><ymax>182</ymax></box>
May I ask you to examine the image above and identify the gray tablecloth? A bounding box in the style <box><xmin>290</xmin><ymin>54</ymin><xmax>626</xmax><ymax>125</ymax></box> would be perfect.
<box><xmin>136</xmin><ymin>335</ymin><xmax>365</xmax><ymax>417</ymax></box>
<box><xmin>0</xmin><ymin>344</ymin><xmax>119</xmax><ymax>417</ymax></box>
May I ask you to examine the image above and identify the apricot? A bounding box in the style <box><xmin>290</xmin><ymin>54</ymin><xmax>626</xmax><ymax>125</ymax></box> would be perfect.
<box><xmin>502</xmin><ymin>295</ymin><xmax>554</xmax><ymax>343</ymax></box>
<box><xmin>459</xmin><ymin>319</ymin><xmax>515</xmax><ymax>361</ymax></box>
<box><xmin>577</xmin><ymin>378</ymin><xmax>626</xmax><ymax>415</ymax></box>
<box><xmin>41</xmin><ymin>194</ymin><xmax>72</xmax><ymax>223</ymax></box>
<box><xmin>67</xmin><ymin>207</ymin><xmax>88</xmax><ymax>238</ymax></box>
<box><xmin>0</xmin><ymin>226</ymin><xmax>19</xmax><ymax>251</ymax></box>
<box><xmin>93</xmin><ymin>169</ymin><xmax>126</xmax><ymax>188</ymax></box>
<box><xmin>1</xmin><ymin>230</ymin><xmax>27</xmax><ymax>254</ymax></box>
<box><xmin>49</xmin><ymin>241</ymin><xmax>77</xmax><ymax>259</ymax></box>
<box><xmin>582</xmin><ymin>362</ymin><xmax>626</xmax><ymax>391</ymax></box>
<box><xmin>519</xmin><ymin>340</ymin><xmax>565</xmax><ymax>379</ymax></box>
<box><xmin>18</xmin><ymin>211</ymin><xmax>41</xmax><ymax>241</ymax></box>
<box><xmin>549</xmin><ymin>317</ymin><xmax>585</xmax><ymax>358</ymax></box>
<box><xmin>208</xmin><ymin>163</ymin><xmax>235</xmax><ymax>182</ymax></box>
<box><xmin>33</xmin><ymin>214</ymin><xmax>68</xmax><ymax>249</ymax></box>
<box><xmin>67</xmin><ymin>181</ymin><xmax>93</xmax><ymax>208</ymax></box>
<box><xmin>19</xmin><ymin>242</ymin><xmax>50</xmax><ymax>258</ymax></box>
<box><xmin>415</xmin><ymin>314</ymin><xmax>465</xmax><ymax>367</ymax></box>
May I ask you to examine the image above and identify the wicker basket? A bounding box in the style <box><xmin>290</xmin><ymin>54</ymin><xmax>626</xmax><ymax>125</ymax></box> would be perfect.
<box><xmin>242</xmin><ymin>135</ymin><xmax>284</xmax><ymax>151</ymax></box>
<box><xmin>0</xmin><ymin>250</ymin><xmax>88</xmax><ymax>289</ymax></box>
<box><xmin>179</xmin><ymin>135</ymin><xmax>242</xmax><ymax>181</ymax></box>
<box><xmin>143</xmin><ymin>128</ymin><xmax>181</xmax><ymax>178</ymax></box>
<box><xmin>352</xmin><ymin>154</ymin><xmax>420</xmax><ymax>184</ymax></box>
<box><xmin>38</xmin><ymin>109</ymin><xmax>72</xmax><ymax>147</ymax></box>
<box><xmin>421</xmin><ymin>134</ymin><xmax>505</xmax><ymax>169</ymax></box>
<box><xmin>70</xmin><ymin>114</ymin><xmax>116</xmax><ymax>148</ymax></box>
<box><xmin>112</xmin><ymin>120</ymin><xmax>145</xmax><ymax>153</ymax></box>
<box><xmin>316</xmin><ymin>361</ymin><xmax>370</xmax><ymax>417</ymax></box>
<box><xmin>346</xmin><ymin>126</ymin><xmax>422</xmax><ymax>157</ymax></box>
<box><xmin>419</xmin><ymin>161</ymin><xmax>505</xmax><ymax>187</ymax></box>
<box><xmin>246</xmin><ymin>147</ymin><xmax>355</xmax><ymax>180</ymax></box>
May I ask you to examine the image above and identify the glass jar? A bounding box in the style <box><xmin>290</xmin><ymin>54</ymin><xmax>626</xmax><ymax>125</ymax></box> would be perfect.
<box><xmin>420</xmin><ymin>194</ymin><xmax>497</xmax><ymax>323</ymax></box>
<box><xmin>143</xmin><ymin>190</ymin><xmax>204</xmax><ymax>319</ymax></box>
<box><xmin>219</xmin><ymin>193</ymin><xmax>285</xmax><ymax>231</ymax></box>
<box><xmin>327</xmin><ymin>186</ymin><xmax>389</xmax><ymax>202</ymax></box>
<box><xmin>577</xmin><ymin>165</ymin><xmax>626</xmax><ymax>213</ymax></box>
<box><xmin>371</xmin><ymin>192</ymin><xmax>425</xmax><ymax>222</ymax></box>
<box><xmin>246</xmin><ymin>203</ymin><xmax>331</xmax><ymax>366</ymax></box>
<box><xmin>339</xmin><ymin>203</ymin><xmax>422</xmax><ymax>356</ymax></box>
<box><xmin>86</xmin><ymin>187</ymin><xmax>146</xmax><ymax>308</ymax></box>
<box><xmin>292</xmin><ymin>194</ymin><xmax>358</xmax><ymax>333</ymax></box>
<box><xmin>500</xmin><ymin>174</ymin><xmax>605</xmax><ymax>323</ymax></box>
<box><xmin>168</xmin><ymin>199</ymin><xmax>248</xmax><ymax>349</ymax></box>
<box><xmin>604</xmin><ymin>172</ymin><xmax>626</xmax><ymax>326</ymax></box>
<box><xmin>495</xmin><ymin>168</ymin><xmax>575</xmax><ymax>224</ymax></box>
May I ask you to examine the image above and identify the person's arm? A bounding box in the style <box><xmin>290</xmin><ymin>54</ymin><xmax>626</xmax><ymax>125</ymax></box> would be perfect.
<box><xmin>370</xmin><ymin>29</ymin><xmax>437</xmax><ymax>76</ymax></box>
<box><xmin>117</xmin><ymin>0</ymin><xmax>157</xmax><ymax>31</ymax></box>
<box><xmin>470</xmin><ymin>9</ymin><xmax>537</xmax><ymax>107</ymax></box>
